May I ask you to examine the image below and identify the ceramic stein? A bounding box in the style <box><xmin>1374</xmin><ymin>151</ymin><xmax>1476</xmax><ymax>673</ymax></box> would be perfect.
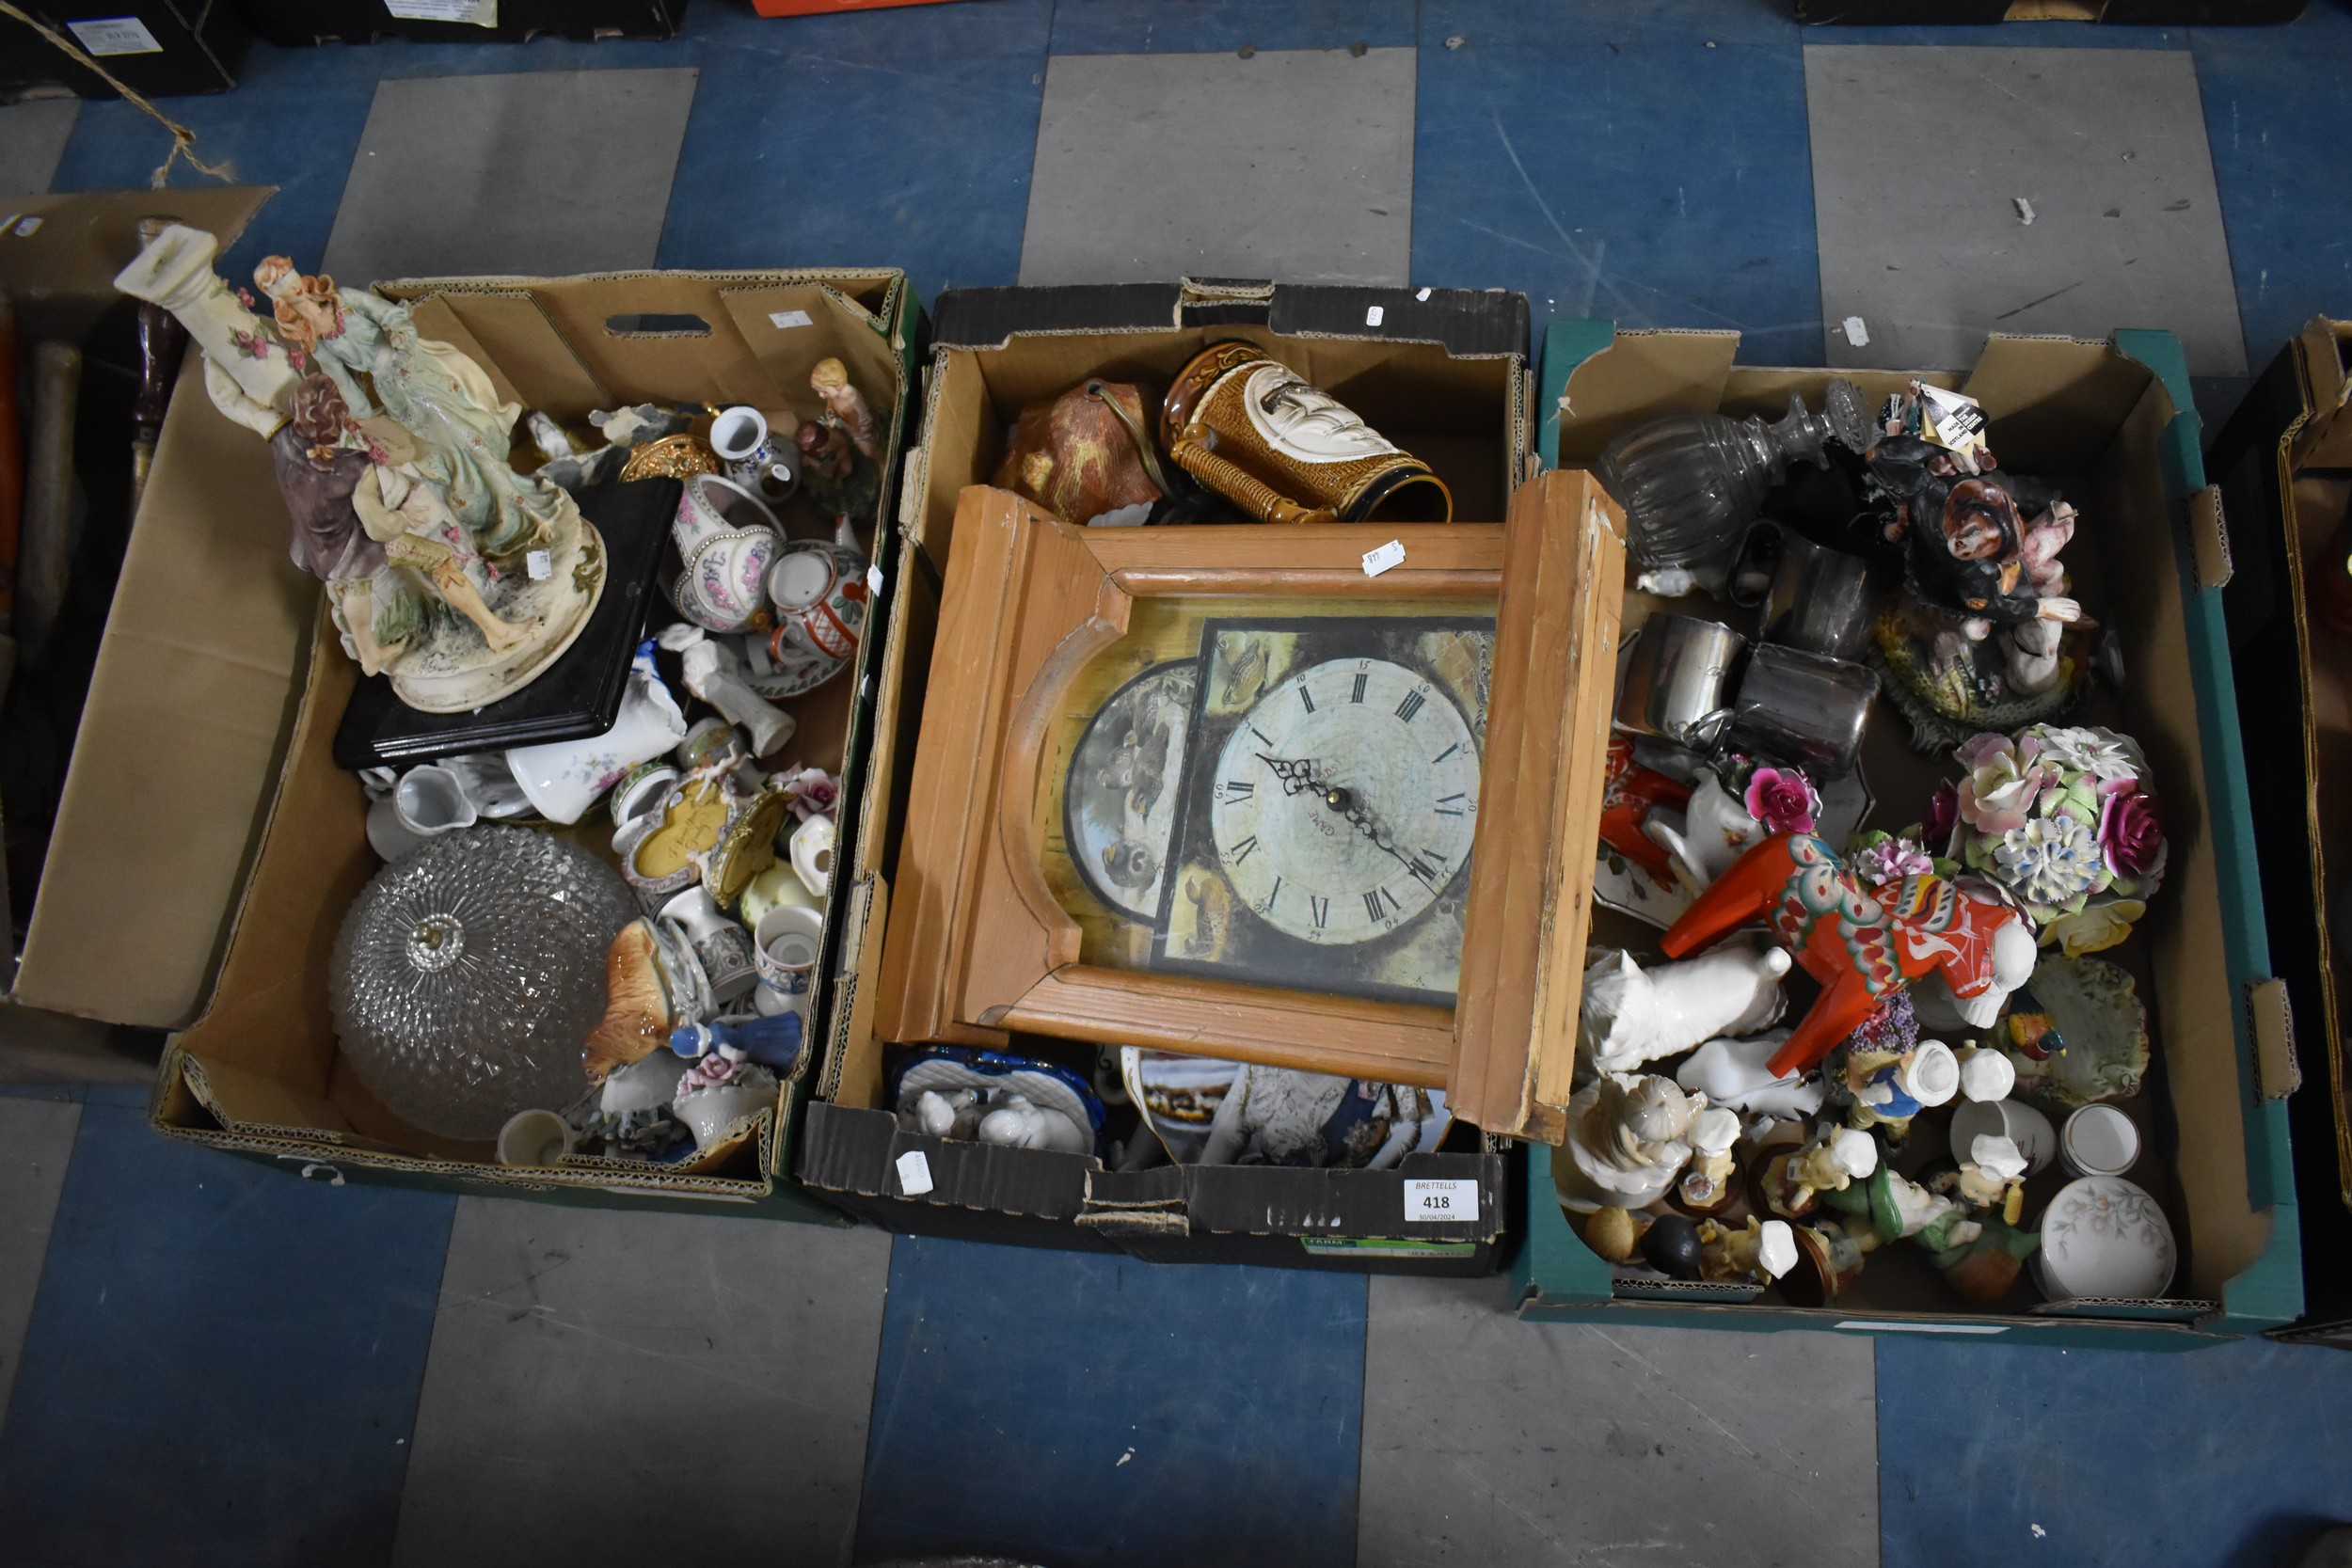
<box><xmin>673</xmin><ymin>475</ymin><xmax>783</xmax><ymax>634</ymax></box>
<box><xmin>765</xmin><ymin>541</ymin><xmax>867</xmax><ymax>663</ymax></box>
<box><xmin>1160</xmin><ymin>341</ymin><xmax>1451</xmax><ymax>524</ymax></box>
<box><xmin>660</xmin><ymin>885</ymin><xmax>758</xmax><ymax>1007</ymax></box>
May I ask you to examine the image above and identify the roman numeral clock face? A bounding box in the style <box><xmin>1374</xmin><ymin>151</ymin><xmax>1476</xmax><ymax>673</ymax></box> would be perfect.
<box><xmin>1207</xmin><ymin>657</ymin><xmax>1480</xmax><ymax>951</ymax></box>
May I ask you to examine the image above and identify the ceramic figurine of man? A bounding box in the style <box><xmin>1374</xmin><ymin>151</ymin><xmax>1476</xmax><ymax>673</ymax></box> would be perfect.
<box><xmin>1673</xmin><ymin>1105</ymin><xmax>1743</xmax><ymax>1216</ymax></box>
<box><xmin>810</xmin><ymin>356</ymin><xmax>879</xmax><ymax>458</ymax></box>
<box><xmin>1699</xmin><ymin>1215</ymin><xmax>1798</xmax><ymax>1285</ymax></box>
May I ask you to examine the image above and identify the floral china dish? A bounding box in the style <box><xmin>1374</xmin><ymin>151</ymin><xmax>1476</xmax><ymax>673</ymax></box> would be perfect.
<box><xmin>2034</xmin><ymin>1175</ymin><xmax>2175</xmax><ymax>1301</ymax></box>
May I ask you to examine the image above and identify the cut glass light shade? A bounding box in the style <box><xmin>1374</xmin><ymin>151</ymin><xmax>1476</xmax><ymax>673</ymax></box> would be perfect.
<box><xmin>330</xmin><ymin>825</ymin><xmax>637</xmax><ymax>1140</ymax></box>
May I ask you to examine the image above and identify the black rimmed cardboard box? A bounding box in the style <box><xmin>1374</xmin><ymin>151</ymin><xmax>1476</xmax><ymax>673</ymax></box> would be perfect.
<box><xmin>2211</xmin><ymin>316</ymin><xmax>2352</xmax><ymax>1348</ymax></box>
<box><xmin>795</xmin><ymin>278</ymin><xmax>1531</xmax><ymax>1274</ymax></box>
<box><xmin>232</xmin><ymin>0</ymin><xmax>685</xmax><ymax>47</ymax></box>
<box><xmin>1509</xmin><ymin>319</ymin><xmax>2301</xmax><ymax>1345</ymax></box>
<box><xmin>75</xmin><ymin>260</ymin><xmax>916</xmax><ymax>1217</ymax></box>
<box><xmin>1</xmin><ymin>4</ymin><xmax>249</xmax><ymax>99</ymax></box>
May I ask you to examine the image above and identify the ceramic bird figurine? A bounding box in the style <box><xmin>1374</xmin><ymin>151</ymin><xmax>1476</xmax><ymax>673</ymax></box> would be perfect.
<box><xmin>977</xmin><ymin>1092</ymin><xmax>1091</xmax><ymax>1153</ymax></box>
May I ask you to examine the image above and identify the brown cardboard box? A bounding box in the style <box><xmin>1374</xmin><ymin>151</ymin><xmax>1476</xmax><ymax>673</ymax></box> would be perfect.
<box><xmin>799</xmin><ymin>279</ymin><xmax>1531</xmax><ymax>1271</ymax></box>
<box><xmin>2</xmin><ymin>187</ymin><xmax>277</xmax><ymax>1030</ymax></box>
<box><xmin>131</xmin><ymin>264</ymin><xmax>914</xmax><ymax>1214</ymax></box>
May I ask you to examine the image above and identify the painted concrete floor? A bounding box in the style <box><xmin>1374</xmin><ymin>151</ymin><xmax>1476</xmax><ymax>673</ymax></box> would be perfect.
<box><xmin>5</xmin><ymin>3</ymin><xmax>2352</xmax><ymax>1564</ymax></box>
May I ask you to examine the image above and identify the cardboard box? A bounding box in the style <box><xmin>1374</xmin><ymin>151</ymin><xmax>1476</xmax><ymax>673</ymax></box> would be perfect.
<box><xmin>232</xmin><ymin>0</ymin><xmax>685</xmax><ymax>47</ymax></box>
<box><xmin>129</xmin><ymin>264</ymin><xmax>914</xmax><ymax>1216</ymax></box>
<box><xmin>796</xmin><ymin>278</ymin><xmax>1529</xmax><ymax>1273</ymax></box>
<box><xmin>2210</xmin><ymin>317</ymin><xmax>2352</xmax><ymax>1347</ymax></box>
<box><xmin>1</xmin><ymin>4</ymin><xmax>248</xmax><ymax>98</ymax></box>
<box><xmin>2</xmin><ymin>187</ymin><xmax>276</xmax><ymax>1025</ymax></box>
<box><xmin>1790</xmin><ymin>0</ymin><xmax>2302</xmax><ymax>24</ymax></box>
<box><xmin>1512</xmin><ymin>319</ymin><xmax>2301</xmax><ymax>1342</ymax></box>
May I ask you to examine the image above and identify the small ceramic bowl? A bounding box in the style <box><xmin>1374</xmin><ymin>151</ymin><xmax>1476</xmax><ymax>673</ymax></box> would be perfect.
<box><xmin>1950</xmin><ymin>1098</ymin><xmax>2058</xmax><ymax>1176</ymax></box>
<box><xmin>2059</xmin><ymin>1103</ymin><xmax>2140</xmax><ymax>1178</ymax></box>
<box><xmin>2034</xmin><ymin>1175</ymin><xmax>2176</xmax><ymax>1301</ymax></box>
<box><xmin>610</xmin><ymin>761</ymin><xmax>681</xmax><ymax>834</ymax></box>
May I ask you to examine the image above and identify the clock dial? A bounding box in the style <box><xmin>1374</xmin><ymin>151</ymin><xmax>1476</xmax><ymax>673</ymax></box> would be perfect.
<box><xmin>1206</xmin><ymin>657</ymin><xmax>1480</xmax><ymax>946</ymax></box>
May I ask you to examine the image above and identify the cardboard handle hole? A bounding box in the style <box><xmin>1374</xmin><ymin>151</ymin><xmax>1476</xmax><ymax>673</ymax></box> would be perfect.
<box><xmin>606</xmin><ymin>312</ymin><xmax>712</xmax><ymax>338</ymax></box>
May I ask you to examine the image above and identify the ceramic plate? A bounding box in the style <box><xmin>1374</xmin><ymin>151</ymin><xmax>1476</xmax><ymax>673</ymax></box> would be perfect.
<box><xmin>2034</xmin><ymin>1175</ymin><xmax>2175</xmax><ymax>1300</ymax></box>
<box><xmin>2011</xmin><ymin>955</ymin><xmax>2151</xmax><ymax>1106</ymax></box>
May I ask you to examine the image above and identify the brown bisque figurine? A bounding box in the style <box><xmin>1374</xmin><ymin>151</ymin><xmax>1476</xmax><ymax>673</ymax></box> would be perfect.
<box><xmin>810</xmin><ymin>356</ymin><xmax>880</xmax><ymax>459</ymax></box>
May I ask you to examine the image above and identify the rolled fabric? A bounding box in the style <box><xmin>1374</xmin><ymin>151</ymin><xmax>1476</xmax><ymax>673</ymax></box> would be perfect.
<box><xmin>17</xmin><ymin>341</ymin><xmax>81</xmax><ymax>670</ymax></box>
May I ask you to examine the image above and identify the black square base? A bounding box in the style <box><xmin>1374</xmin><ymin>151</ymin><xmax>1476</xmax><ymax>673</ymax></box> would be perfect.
<box><xmin>331</xmin><ymin>478</ymin><xmax>679</xmax><ymax>770</ymax></box>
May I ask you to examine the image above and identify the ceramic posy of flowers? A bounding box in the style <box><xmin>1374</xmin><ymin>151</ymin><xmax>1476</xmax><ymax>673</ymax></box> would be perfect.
<box><xmin>1712</xmin><ymin>753</ymin><xmax>1820</xmax><ymax>836</ymax></box>
<box><xmin>1938</xmin><ymin>724</ymin><xmax>2166</xmax><ymax>954</ymax></box>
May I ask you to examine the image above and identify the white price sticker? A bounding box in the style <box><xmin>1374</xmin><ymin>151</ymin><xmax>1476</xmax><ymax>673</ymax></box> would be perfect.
<box><xmin>526</xmin><ymin>548</ymin><xmax>552</xmax><ymax>581</ymax></box>
<box><xmin>866</xmin><ymin>563</ymin><xmax>884</xmax><ymax>596</ymax></box>
<box><xmin>1406</xmin><ymin>1179</ymin><xmax>1474</xmax><ymax>1222</ymax></box>
<box><xmin>1364</xmin><ymin>304</ymin><xmax>1386</xmax><ymax>326</ymax></box>
<box><xmin>1361</xmin><ymin>539</ymin><xmax>1406</xmax><ymax>578</ymax></box>
<box><xmin>68</xmin><ymin>17</ymin><xmax>163</xmax><ymax>55</ymax></box>
<box><xmin>769</xmin><ymin>309</ymin><xmax>815</xmax><ymax>330</ymax></box>
<box><xmin>895</xmin><ymin>1149</ymin><xmax>934</xmax><ymax>1196</ymax></box>
<box><xmin>8</xmin><ymin>215</ymin><xmax>40</xmax><ymax>239</ymax></box>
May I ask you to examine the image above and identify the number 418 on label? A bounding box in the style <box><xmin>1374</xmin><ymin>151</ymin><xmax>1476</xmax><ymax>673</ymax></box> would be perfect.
<box><xmin>1405</xmin><ymin>1179</ymin><xmax>1474</xmax><ymax>1222</ymax></box>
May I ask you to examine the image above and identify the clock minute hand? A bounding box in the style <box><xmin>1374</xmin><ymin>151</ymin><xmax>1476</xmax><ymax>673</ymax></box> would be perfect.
<box><xmin>1254</xmin><ymin>751</ymin><xmax>1321</xmax><ymax>797</ymax></box>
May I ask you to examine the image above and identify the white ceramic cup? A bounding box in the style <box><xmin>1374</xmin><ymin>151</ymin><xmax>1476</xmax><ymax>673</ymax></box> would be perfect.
<box><xmin>2059</xmin><ymin>1102</ymin><xmax>2141</xmax><ymax>1178</ymax></box>
<box><xmin>1949</xmin><ymin>1098</ymin><xmax>2058</xmax><ymax>1176</ymax></box>
<box><xmin>755</xmin><ymin>904</ymin><xmax>824</xmax><ymax>1000</ymax></box>
<box><xmin>496</xmin><ymin>1109</ymin><xmax>575</xmax><ymax>1168</ymax></box>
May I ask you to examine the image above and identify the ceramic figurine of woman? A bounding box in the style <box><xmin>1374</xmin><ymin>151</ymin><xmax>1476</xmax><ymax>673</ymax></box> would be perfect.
<box><xmin>811</xmin><ymin>356</ymin><xmax>879</xmax><ymax>458</ymax></box>
<box><xmin>254</xmin><ymin>256</ymin><xmax>382</xmax><ymax>419</ymax></box>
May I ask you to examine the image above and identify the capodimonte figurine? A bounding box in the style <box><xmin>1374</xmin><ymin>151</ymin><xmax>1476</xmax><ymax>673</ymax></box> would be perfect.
<box><xmin>1661</xmin><ymin>832</ymin><xmax>2037</xmax><ymax>1080</ymax></box>
<box><xmin>1555</xmin><ymin>1073</ymin><xmax>1711</xmax><ymax>1213</ymax></box>
<box><xmin>1934</xmin><ymin>724</ymin><xmax>2167</xmax><ymax>958</ymax></box>
<box><xmin>1862</xmin><ymin>383</ymin><xmax>2090</xmax><ymax>748</ymax></box>
<box><xmin>810</xmin><ymin>356</ymin><xmax>880</xmax><ymax>460</ymax></box>
<box><xmin>114</xmin><ymin>229</ymin><xmax>603</xmax><ymax>712</ymax></box>
<box><xmin>1580</xmin><ymin>942</ymin><xmax>1791</xmax><ymax>1076</ymax></box>
<box><xmin>1676</xmin><ymin>1031</ymin><xmax>1827</xmax><ymax>1121</ymax></box>
<box><xmin>1756</xmin><ymin>1124</ymin><xmax>1878</xmax><ymax>1220</ymax></box>
<box><xmin>1643</xmin><ymin>754</ymin><xmax>1822</xmax><ymax>894</ymax></box>
<box><xmin>1672</xmin><ymin>1104</ymin><xmax>1746</xmax><ymax>1217</ymax></box>
<box><xmin>1699</xmin><ymin>1215</ymin><xmax>1799</xmax><ymax>1286</ymax></box>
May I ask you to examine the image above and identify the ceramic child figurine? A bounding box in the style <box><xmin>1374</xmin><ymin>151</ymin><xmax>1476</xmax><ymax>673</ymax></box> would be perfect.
<box><xmin>670</xmin><ymin>1010</ymin><xmax>803</xmax><ymax>1075</ymax></box>
<box><xmin>1835</xmin><ymin>1036</ymin><xmax>1959</xmax><ymax>1142</ymax></box>
<box><xmin>114</xmin><ymin>227</ymin><xmax>604</xmax><ymax>714</ymax></box>
<box><xmin>810</xmin><ymin>356</ymin><xmax>880</xmax><ymax>459</ymax></box>
<box><xmin>1821</xmin><ymin>1163</ymin><xmax>2034</xmax><ymax>1302</ymax></box>
<box><xmin>901</xmin><ymin>1087</ymin><xmax>983</xmax><ymax>1139</ymax></box>
<box><xmin>1942</xmin><ymin>1133</ymin><xmax>2031</xmax><ymax>1224</ymax></box>
<box><xmin>1661</xmin><ymin>832</ymin><xmax>2037</xmax><ymax>1080</ymax></box>
<box><xmin>1699</xmin><ymin>1215</ymin><xmax>1799</xmax><ymax>1285</ymax></box>
<box><xmin>1674</xmin><ymin>1031</ymin><xmax>1826</xmax><ymax>1121</ymax></box>
<box><xmin>1673</xmin><ymin>1105</ymin><xmax>1745</xmax><ymax>1216</ymax></box>
<box><xmin>1756</xmin><ymin>1124</ymin><xmax>1878</xmax><ymax>1220</ymax></box>
<box><xmin>1580</xmin><ymin>943</ymin><xmax>1791</xmax><ymax>1076</ymax></box>
<box><xmin>1955</xmin><ymin>1044</ymin><xmax>2016</xmax><ymax>1103</ymax></box>
<box><xmin>1555</xmin><ymin>1073</ymin><xmax>1709</xmax><ymax>1213</ymax></box>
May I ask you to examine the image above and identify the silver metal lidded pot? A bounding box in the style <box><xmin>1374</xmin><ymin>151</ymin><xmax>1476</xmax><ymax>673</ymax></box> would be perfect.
<box><xmin>1596</xmin><ymin>380</ymin><xmax>1871</xmax><ymax>574</ymax></box>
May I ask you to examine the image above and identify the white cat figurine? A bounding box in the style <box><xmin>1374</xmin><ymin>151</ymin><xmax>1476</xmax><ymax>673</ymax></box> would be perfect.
<box><xmin>1581</xmin><ymin>942</ymin><xmax>1792</xmax><ymax>1076</ymax></box>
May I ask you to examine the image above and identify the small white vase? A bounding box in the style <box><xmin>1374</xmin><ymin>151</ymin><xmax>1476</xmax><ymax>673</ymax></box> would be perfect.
<box><xmin>1644</xmin><ymin>768</ymin><xmax>1766</xmax><ymax>891</ymax></box>
<box><xmin>505</xmin><ymin>643</ymin><xmax>689</xmax><ymax>825</ymax></box>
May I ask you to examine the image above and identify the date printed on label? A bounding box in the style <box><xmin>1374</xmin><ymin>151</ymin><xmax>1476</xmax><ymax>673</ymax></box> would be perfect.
<box><xmin>1405</xmin><ymin>1178</ymin><xmax>1474</xmax><ymax>1222</ymax></box>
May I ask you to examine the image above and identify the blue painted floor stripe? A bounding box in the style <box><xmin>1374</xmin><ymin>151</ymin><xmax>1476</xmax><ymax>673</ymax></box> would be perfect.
<box><xmin>1878</xmin><ymin>1334</ymin><xmax>2352</xmax><ymax>1568</ymax></box>
<box><xmin>858</xmin><ymin>1235</ymin><xmax>1368</xmax><ymax>1568</ymax></box>
<box><xmin>0</xmin><ymin>1103</ymin><xmax>454</xmax><ymax>1568</ymax></box>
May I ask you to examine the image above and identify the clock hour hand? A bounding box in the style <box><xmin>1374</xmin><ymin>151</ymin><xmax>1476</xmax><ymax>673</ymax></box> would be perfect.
<box><xmin>1254</xmin><ymin>751</ymin><xmax>1322</xmax><ymax>797</ymax></box>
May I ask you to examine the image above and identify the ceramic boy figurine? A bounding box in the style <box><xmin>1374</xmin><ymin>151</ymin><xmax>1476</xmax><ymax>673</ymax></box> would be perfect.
<box><xmin>1673</xmin><ymin>1105</ymin><xmax>1744</xmax><ymax>1216</ymax></box>
<box><xmin>1941</xmin><ymin>1133</ymin><xmax>2031</xmax><ymax>1225</ymax></box>
<box><xmin>1699</xmin><ymin>1215</ymin><xmax>1799</xmax><ymax>1285</ymax></box>
<box><xmin>1836</xmin><ymin>1036</ymin><xmax>1959</xmax><ymax>1142</ymax></box>
<box><xmin>1757</xmin><ymin>1124</ymin><xmax>1878</xmax><ymax>1219</ymax></box>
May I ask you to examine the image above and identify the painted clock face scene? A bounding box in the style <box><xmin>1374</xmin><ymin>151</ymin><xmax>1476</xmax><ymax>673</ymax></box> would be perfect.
<box><xmin>1045</xmin><ymin>602</ymin><xmax>1493</xmax><ymax>1007</ymax></box>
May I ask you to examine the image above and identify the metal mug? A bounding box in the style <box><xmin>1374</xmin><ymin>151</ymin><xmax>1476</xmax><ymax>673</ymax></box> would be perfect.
<box><xmin>1725</xmin><ymin>643</ymin><xmax>1879</xmax><ymax>776</ymax></box>
<box><xmin>1615</xmin><ymin>614</ymin><xmax>1745</xmax><ymax>751</ymax></box>
<box><xmin>1729</xmin><ymin>523</ymin><xmax>1882</xmax><ymax>660</ymax></box>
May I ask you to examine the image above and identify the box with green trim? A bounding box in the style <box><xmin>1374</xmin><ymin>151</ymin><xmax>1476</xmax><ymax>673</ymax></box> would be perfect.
<box><xmin>145</xmin><ymin>266</ymin><xmax>916</xmax><ymax>1222</ymax></box>
<box><xmin>1514</xmin><ymin>320</ymin><xmax>2300</xmax><ymax>1343</ymax></box>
